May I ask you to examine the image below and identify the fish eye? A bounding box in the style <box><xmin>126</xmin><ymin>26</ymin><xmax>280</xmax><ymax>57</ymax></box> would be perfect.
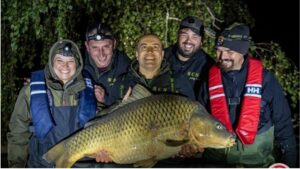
<box><xmin>216</xmin><ymin>123</ymin><xmax>223</xmax><ymax>130</ymax></box>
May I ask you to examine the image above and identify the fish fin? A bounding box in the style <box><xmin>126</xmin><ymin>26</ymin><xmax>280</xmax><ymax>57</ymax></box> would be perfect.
<box><xmin>43</xmin><ymin>139</ymin><xmax>77</xmax><ymax>168</ymax></box>
<box><xmin>117</xmin><ymin>83</ymin><xmax>152</xmax><ymax>106</ymax></box>
<box><xmin>164</xmin><ymin>139</ymin><xmax>189</xmax><ymax>147</ymax></box>
<box><xmin>89</xmin><ymin>84</ymin><xmax>152</xmax><ymax>122</ymax></box>
<box><xmin>133</xmin><ymin>157</ymin><xmax>157</xmax><ymax>168</ymax></box>
<box><xmin>128</xmin><ymin>83</ymin><xmax>152</xmax><ymax>99</ymax></box>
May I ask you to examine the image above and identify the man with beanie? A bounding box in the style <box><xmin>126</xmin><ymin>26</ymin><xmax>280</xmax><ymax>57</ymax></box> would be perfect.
<box><xmin>198</xmin><ymin>23</ymin><xmax>297</xmax><ymax>167</ymax></box>
<box><xmin>7</xmin><ymin>39</ymin><xmax>97</xmax><ymax>167</ymax></box>
<box><xmin>84</xmin><ymin>21</ymin><xmax>131</xmax><ymax>108</ymax></box>
<box><xmin>164</xmin><ymin>16</ymin><xmax>215</xmax><ymax>100</ymax></box>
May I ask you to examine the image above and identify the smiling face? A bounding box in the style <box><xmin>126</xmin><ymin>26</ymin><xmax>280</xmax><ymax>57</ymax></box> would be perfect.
<box><xmin>53</xmin><ymin>54</ymin><xmax>77</xmax><ymax>84</ymax></box>
<box><xmin>216</xmin><ymin>46</ymin><xmax>244</xmax><ymax>71</ymax></box>
<box><xmin>85</xmin><ymin>39</ymin><xmax>115</xmax><ymax>69</ymax></box>
<box><xmin>136</xmin><ymin>35</ymin><xmax>164</xmax><ymax>78</ymax></box>
<box><xmin>177</xmin><ymin>28</ymin><xmax>202</xmax><ymax>61</ymax></box>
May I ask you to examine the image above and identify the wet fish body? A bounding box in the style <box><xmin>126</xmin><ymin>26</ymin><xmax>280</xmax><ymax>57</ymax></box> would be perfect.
<box><xmin>43</xmin><ymin>85</ymin><xmax>235</xmax><ymax>167</ymax></box>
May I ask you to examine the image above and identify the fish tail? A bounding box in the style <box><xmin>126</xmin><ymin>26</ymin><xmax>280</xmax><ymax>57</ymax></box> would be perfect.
<box><xmin>42</xmin><ymin>139</ymin><xmax>77</xmax><ymax>168</ymax></box>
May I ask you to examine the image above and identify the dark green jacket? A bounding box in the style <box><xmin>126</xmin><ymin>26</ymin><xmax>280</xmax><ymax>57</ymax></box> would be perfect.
<box><xmin>7</xmin><ymin>39</ymin><xmax>87</xmax><ymax>167</ymax></box>
<box><xmin>127</xmin><ymin>59</ymin><xmax>195</xmax><ymax>99</ymax></box>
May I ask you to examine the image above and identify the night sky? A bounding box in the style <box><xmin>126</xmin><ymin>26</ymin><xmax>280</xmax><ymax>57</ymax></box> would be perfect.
<box><xmin>243</xmin><ymin>0</ymin><xmax>299</xmax><ymax>67</ymax></box>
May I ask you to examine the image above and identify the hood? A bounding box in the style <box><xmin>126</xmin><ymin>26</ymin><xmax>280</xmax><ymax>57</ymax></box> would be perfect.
<box><xmin>44</xmin><ymin>39</ymin><xmax>84</xmax><ymax>89</ymax></box>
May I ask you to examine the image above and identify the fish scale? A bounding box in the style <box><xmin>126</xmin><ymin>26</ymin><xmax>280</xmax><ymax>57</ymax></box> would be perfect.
<box><xmin>43</xmin><ymin>85</ymin><xmax>235</xmax><ymax>168</ymax></box>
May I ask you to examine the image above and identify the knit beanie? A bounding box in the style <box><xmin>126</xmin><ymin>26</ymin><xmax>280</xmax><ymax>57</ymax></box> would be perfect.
<box><xmin>216</xmin><ymin>23</ymin><xmax>251</xmax><ymax>55</ymax></box>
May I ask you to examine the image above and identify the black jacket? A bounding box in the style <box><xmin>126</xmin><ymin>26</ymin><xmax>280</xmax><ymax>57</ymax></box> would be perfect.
<box><xmin>84</xmin><ymin>50</ymin><xmax>131</xmax><ymax>106</ymax></box>
<box><xmin>198</xmin><ymin>56</ymin><xmax>297</xmax><ymax>167</ymax></box>
<box><xmin>164</xmin><ymin>44</ymin><xmax>215</xmax><ymax>99</ymax></box>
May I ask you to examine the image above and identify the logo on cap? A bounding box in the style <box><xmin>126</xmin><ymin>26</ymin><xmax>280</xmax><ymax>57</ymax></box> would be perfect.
<box><xmin>188</xmin><ymin>18</ymin><xmax>195</xmax><ymax>24</ymax></box>
<box><xmin>227</xmin><ymin>34</ymin><xmax>251</xmax><ymax>41</ymax></box>
<box><xmin>217</xmin><ymin>36</ymin><xmax>225</xmax><ymax>46</ymax></box>
<box><xmin>180</xmin><ymin>16</ymin><xmax>204</xmax><ymax>37</ymax></box>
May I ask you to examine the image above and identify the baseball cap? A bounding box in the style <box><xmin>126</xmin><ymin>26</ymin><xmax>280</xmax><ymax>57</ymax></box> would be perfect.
<box><xmin>180</xmin><ymin>16</ymin><xmax>204</xmax><ymax>37</ymax></box>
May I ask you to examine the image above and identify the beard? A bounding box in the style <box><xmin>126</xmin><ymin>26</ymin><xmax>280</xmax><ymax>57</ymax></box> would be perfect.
<box><xmin>177</xmin><ymin>42</ymin><xmax>200</xmax><ymax>58</ymax></box>
<box><xmin>217</xmin><ymin>58</ymin><xmax>234</xmax><ymax>71</ymax></box>
<box><xmin>178</xmin><ymin>47</ymin><xmax>195</xmax><ymax>58</ymax></box>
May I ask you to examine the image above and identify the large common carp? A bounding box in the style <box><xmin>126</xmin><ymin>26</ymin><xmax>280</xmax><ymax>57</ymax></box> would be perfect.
<box><xmin>43</xmin><ymin>84</ymin><xmax>235</xmax><ymax>168</ymax></box>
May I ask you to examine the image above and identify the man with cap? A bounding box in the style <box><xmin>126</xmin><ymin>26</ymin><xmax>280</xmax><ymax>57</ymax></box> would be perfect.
<box><xmin>198</xmin><ymin>23</ymin><xmax>297</xmax><ymax>167</ymax></box>
<box><xmin>84</xmin><ymin>21</ymin><xmax>131</xmax><ymax>108</ymax></box>
<box><xmin>164</xmin><ymin>16</ymin><xmax>215</xmax><ymax>100</ymax></box>
<box><xmin>7</xmin><ymin>39</ymin><xmax>97</xmax><ymax>167</ymax></box>
<box><xmin>161</xmin><ymin>15</ymin><xmax>214</xmax><ymax>166</ymax></box>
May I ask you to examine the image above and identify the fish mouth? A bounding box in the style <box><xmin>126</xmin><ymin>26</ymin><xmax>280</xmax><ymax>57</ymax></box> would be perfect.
<box><xmin>225</xmin><ymin>135</ymin><xmax>236</xmax><ymax>147</ymax></box>
<box><xmin>191</xmin><ymin>132</ymin><xmax>235</xmax><ymax>149</ymax></box>
<box><xmin>206</xmin><ymin>135</ymin><xmax>236</xmax><ymax>149</ymax></box>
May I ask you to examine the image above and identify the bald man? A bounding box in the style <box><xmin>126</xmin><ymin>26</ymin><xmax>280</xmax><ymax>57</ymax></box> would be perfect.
<box><xmin>127</xmin><ymin>34</ymin><xmax>195</xmax><ymax>99</ymax></box>
<box><xmin>94</xmin><ymin>34</ymin><xmax>200</xmax><ymax>167</ymax></box>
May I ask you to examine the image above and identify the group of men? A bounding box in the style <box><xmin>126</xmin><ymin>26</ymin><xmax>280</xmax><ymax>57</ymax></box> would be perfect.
<box><xmin>7</xmin><ymin>15</ymin><xmax>297</xmax><ymax>168</ymax></box>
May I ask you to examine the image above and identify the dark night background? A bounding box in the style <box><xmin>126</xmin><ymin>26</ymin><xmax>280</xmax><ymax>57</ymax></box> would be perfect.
<box><xmin>1</xmin><ymin>1</ymin><xmax>299</xmax><ymax>168</ymax></box>
<box><xmin>244</xmin><ymin>0</ymin><xmax>299</xmax><ymax>67</ymax></box>
<box><xmin>245</xmin><ymin>1</ymin><xmax>300</xmax><ymax>166</ymax></box>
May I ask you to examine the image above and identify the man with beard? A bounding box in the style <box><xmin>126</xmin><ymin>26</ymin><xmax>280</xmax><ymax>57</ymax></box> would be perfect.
<box><xmin>198</xmin><ymin>23</ymin><xmax>297</xmax><ymax>168</ymax></box>
<box><xmin>162</xmin><ymin>16</ymin><xmax>215</xmax><ymax>166</ymax></box>
<box><xmin>164</xmin><ymin>16</ymin><xmax>215</xmax><ymax>99</ymax></box>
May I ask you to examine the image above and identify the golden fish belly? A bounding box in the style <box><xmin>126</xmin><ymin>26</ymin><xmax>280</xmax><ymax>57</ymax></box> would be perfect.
<box><xmin>66</xmin><ymin>95</ymin><xmax>195</xmax><ymax>164</ymax></box>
